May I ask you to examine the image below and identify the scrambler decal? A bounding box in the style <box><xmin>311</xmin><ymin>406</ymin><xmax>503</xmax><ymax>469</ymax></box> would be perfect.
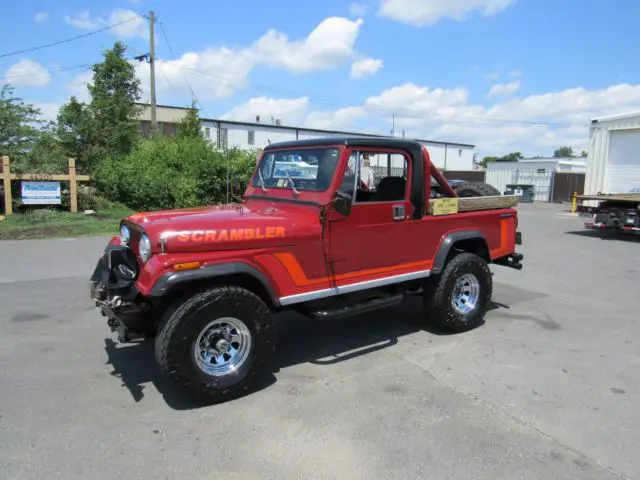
<box><xmin>174</xmin><ymin>226</ymin><xmax>287</xmax><ymax>242</ymax></box>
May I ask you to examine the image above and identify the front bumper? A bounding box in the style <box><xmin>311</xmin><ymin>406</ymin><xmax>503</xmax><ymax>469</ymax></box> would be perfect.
<box><xmin>90</xmin><ymin>245</ymin><xmax>152</xmax><ymax>342</ymax></box>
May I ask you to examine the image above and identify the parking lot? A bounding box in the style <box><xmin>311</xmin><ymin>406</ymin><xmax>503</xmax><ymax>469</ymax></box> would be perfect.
<box><xmin>0</xmin><ymin>202</ymin><xmax>638</xmax><ymax>480</ymax></box>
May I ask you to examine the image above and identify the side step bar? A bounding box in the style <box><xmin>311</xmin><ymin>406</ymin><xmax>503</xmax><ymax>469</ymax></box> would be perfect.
<box><xmin>308</xmin><ymin>294</ymin><xmax>404</xmax><ymax>320</ymax></box>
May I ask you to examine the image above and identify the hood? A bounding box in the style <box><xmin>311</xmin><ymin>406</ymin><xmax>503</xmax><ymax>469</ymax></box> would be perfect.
<box><xmin>125</xmin><ymin>202</ymin><xmax>304</xmax><ymax>253</ymax></box>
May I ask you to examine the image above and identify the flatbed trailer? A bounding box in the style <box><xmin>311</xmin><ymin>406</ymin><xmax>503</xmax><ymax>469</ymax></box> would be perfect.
<box><xmin>575</xmin><ymin>193</ymin><xmax>640</xmax><ymax>234</ymax></box>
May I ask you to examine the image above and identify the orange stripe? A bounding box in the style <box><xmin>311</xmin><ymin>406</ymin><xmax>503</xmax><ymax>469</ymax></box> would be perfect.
<box><xmin>490</xmin><ymin>218</ymin><xmax>511</xmax><ymax>258</ymax></box>
<box><xmin>273</xmin><ymin>252</ymin><xmax>432</xmax><ymax>288</ymax></box>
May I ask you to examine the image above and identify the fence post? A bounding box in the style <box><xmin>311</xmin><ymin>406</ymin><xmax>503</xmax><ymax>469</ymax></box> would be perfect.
<box><xmin>2</xmin><ymin>156</ymin><xmax>12</xmax><ymax>216</ymax></box>
<box><xmin>69</xmin><ymin>158</ymin><xmax>78</xmax><ymax>213</ymax></box>
<box><xmin>571</xmin><ymin>191</ymin><xmax>577</xmax><ymax>213</ymax></box>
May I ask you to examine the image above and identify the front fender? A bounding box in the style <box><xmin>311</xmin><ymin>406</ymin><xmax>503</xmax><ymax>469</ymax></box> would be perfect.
<box><xmin>147</xmin><ymin>261</ymin><xmax>280</xmax><ymax>307</ymax></box>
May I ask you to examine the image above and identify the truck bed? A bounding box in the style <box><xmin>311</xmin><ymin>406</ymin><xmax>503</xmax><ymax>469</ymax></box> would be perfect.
<box><xmin>576</xmin><ymin>193</ymin><xmax>640</xmax><ymax>203</ymax></box>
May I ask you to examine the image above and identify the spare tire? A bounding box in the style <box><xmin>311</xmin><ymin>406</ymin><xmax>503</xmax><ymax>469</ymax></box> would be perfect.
<box><xmin>453</xmin><ymin>182</ymin><xmax>502</xmax><ymax>197</ymax></box>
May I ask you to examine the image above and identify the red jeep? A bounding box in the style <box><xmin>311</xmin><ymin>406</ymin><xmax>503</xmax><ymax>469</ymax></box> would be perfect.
<box><xmin>90</xmin><ymin>137</ymin><xmax>523</xmax><ymax>403</ymax></box>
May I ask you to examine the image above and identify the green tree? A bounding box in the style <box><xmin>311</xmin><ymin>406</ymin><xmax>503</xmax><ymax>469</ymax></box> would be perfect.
<box><xmin>0</xmin><ymin>84</ymin><xmax>45</xmax><ymax>162</ymax></box>
<box><xmin>554</xmin><ymin>146</ymin><xmax>573</xmax><ymax>157</ymax></box>
<box><xmin>87</xmin><ymin>41</ymin><xmax>142</xmax><ymax>163</ymax></box>
<box><xmin>580</xmin><ymin>150</ymin><xmax>588</xmax><ymax>157</ymax></box>
<box><xmin>177</xmin><ymin>100</ymin><xmax>202</xmax><ymax>139</ymax></box>
<box><xmin>56</xmin><ymin>96</ymin><xmax>92</xmax><ymax>172</ymax></box>
<box><xmin>479</xmin><ymin>152</ymin><xmax>523</xmax><ymax>168</ymax></box>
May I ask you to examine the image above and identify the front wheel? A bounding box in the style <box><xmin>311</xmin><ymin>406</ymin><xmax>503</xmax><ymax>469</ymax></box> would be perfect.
<box><xmin>155</xmin><ymin>286</ymin><xmax>277</xmax><ymax>404</ymax></box>
<box><xmin>424</xmin><ymin>252</ymin><xmax>492</xmax><ymax>333</ymax></box>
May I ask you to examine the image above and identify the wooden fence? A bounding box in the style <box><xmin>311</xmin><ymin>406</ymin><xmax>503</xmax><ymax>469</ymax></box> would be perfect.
<box><xmin>551</xmin><ymin>173</ymin><xmax>585</xmax><ymax>203</ymax></box>
<box><xmin>1</xmin><ymin>156</ymin><xmax>90</xmax><ymax>215</ymax></box>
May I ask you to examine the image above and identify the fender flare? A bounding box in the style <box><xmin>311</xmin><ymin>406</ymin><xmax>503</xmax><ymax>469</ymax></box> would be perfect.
<box><xmin>431</xmin><ymin>230</ymin><xmax>489</xmax><ymax>275</ymax></box>
<box><xmin>148</xmin><ymin>262</ymin><xmax>280</xmax><ymax>306</ymax></box>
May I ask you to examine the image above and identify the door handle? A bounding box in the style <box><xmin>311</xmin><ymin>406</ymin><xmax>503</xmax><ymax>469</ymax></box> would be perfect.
<box><xmin>392</xmin><ymin>204</ymin><xmax>405</xmax><ymax>221</ymax></box>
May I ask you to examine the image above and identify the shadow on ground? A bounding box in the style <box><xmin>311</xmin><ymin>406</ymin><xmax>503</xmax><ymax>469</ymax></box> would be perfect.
<box><xmin>566</xmin><ymin>229</ymin><xmax>640</xmax><ymax>243</ymax></box>
<box><xmin>103</xmin><ymin>283</ymin><xmax>542</xmax><ymax>410</ymax></box>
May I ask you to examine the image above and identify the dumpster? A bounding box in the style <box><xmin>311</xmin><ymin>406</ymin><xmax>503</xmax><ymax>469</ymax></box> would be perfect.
<box><xmin>505</xmin><ymin>184</ymin><xmax>535</xmax><ymax>203</ymax></box>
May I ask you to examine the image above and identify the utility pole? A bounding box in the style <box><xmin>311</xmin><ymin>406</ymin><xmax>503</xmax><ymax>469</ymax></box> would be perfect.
<box><xmin>149</xmin><ymin>11</ymin><xmax>157</xmax><ymax>133</ymax></box>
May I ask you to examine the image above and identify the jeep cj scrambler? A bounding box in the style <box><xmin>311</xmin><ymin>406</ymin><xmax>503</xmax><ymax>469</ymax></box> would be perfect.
<box><xmin>90</xmin><ymin>137</ymin><xmax>523</xmax><ymax>403</ymax></box>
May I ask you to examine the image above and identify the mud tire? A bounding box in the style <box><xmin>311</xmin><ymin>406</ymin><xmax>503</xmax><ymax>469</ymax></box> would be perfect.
<box><xmin>424</xmin><ymin>252</ymin><xmax>492</xmax><ymax>333</ymax></box>
<box><xmin>453</xmin><ymin>182</ymin><xmax>502</xmax><ymax>197</ymax></box>
<box><xmin>155</xmin><ymin>286</ymin><xmax>277</xmax><ymax>404</ymax></box>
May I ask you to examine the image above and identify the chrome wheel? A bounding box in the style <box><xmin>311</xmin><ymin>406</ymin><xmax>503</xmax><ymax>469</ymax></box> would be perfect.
<box><xmin>193</xmin><ymin>317</ymin><xmax>252</xmax><ymax>376</ymax></box>
<box><xmin>451</xmin><ymin>273</ymin><xmax>480</xmax><ymax>315</ymax></box>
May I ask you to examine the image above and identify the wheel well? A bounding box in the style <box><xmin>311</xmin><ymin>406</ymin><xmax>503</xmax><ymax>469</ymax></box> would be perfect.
<box><xmin>447</xmin><ymin>237</ymin><xmax>490</xmax><ymax>264</ymax></box>
<box><xmin>157</xmin><ymin>273</ymin><xmax>279</xmax><ymax>312</ymax></box>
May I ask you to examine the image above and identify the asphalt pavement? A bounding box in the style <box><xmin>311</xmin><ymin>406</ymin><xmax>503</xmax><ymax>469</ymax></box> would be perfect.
<box><xmin>0</xmin><ymin>203</ymin><xmax>638</xmax><ymax>480</ymax></box>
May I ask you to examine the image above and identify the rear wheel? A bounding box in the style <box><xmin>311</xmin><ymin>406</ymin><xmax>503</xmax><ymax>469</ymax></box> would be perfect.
<box><xmin>155</xmin><ymin>286</ymin><xmax>276</xmax><ymax>404</ymax></box>
<box><xmin>424</xmin><ymin>252</ymin><xmax>492</xmax><ymax>333</ymax></box>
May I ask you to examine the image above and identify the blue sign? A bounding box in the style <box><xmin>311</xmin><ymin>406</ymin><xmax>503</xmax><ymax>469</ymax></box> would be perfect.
<box><xmin>21</xmin><ymin>181</ymin><xmax>61</xmax><ymax>205</ymax></box>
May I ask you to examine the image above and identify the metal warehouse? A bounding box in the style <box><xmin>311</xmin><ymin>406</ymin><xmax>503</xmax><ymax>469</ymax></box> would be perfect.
<box><xmin>485</xmin><ymin>157</ymin><xmax>586</xmax><ymax>202</ymax></box>
<box><xmin>584</xmin><ymin>111</ymin><xmax>640</xmax><ymax>196</ymax></box>
<box><xmin>136</xmin><ymin>103</ymin><xmax>477</xmax><ymax>171</ymax></box>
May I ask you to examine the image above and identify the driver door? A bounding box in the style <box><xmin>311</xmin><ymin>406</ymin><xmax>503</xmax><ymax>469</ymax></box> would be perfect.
<box><xmin>328</xmin><ymin>149</ymin><xmax>416</xmax><ymax>278</ymax></box>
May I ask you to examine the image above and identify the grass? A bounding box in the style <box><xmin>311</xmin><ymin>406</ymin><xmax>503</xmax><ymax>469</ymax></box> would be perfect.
<box><xmin>0</xmin><ymin>203</ymin><xmax>133</xmax><ymax>240</ymax></box>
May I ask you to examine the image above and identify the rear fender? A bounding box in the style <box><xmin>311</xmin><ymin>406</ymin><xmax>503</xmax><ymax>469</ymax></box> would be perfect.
<box><xmin>432</xmin><ymin>230</ymin><xmax>490</xmax><ymax>274</ymax></box>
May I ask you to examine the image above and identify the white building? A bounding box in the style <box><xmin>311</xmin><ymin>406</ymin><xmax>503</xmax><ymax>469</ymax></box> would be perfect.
<box><xmin>584</xmin><ymin>111</ymin><xmax>640</xmax><ymax>196</ymax></box>
<box><xmin>136</xmin><ymin>103</ymin><xmax>477</xmax><ymax>171</ymax></box>
<box><xmin>485</xmin><ymin>157</ymin><xmax>586</xmax><ymax>202</ymax></box>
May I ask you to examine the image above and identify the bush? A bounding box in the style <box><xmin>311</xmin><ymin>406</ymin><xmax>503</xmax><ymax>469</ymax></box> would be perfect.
<box><xmin>92</xmin><ymin>136</ymin><xmax>259</xmax><ymax>211</ymax></box>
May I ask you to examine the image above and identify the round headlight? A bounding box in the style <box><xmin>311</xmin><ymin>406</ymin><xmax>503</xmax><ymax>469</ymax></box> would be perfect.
<box><xmin>120</xmin><ymin>224</ymin><xmax>131</xmax><ymax>244</ymax></box>
<box><xmin>138</xmin><ymin>233</ymin><xmax>151</xmax><ymax>263</ymax></box>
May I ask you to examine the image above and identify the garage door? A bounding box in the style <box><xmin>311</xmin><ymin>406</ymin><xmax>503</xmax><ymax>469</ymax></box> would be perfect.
<box><xmin>605</xmin><ymin>130</ymin><xmax>640</xmax><ymax>193</ymax></box>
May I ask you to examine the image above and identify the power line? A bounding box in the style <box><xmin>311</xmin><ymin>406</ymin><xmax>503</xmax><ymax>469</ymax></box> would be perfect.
<box><xmin>156</xmin><ymin>17</ymin><xmax>209</xmax><ymax>117</ymax></box>
<box><xmin>0</xmin><ymin>64</ymin><xmax>91</xmax><ymax>82</ymax></box>
<box><xmin>0</xmin><ymin>14</ymin><xmax>145</xmax><ymax>59</ymax></box>
<box><xmin>166</xmin><ymin>64</ymin><xmax>586</xmax><ymax>129</ymax></box>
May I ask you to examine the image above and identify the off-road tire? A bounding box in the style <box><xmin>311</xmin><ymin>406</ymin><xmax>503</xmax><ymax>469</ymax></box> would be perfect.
<box><xmin>453</xmin><ymin>182</ymin><xmax>502</xmax><ymax>197</ymax></box>
<box><xmin>155</xmin><ymin>286</ymin><xmax>277</xmax><ymax>404</ymax></box>
<box><xmin>424</xmin><ymin>252</ymin><xmax>492</xmax><ymax>333</ymax></box>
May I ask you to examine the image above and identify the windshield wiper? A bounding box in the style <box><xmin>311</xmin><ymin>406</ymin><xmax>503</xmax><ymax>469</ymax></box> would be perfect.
<box><xmin>257</xmin><ymin>168</ymin><xmax>268</xmax><ymax>192</ymax></box>
<box><xmin>284</xmin><ymin>169</ymin><xmax>301</xmax><ymax>196</ymax></box>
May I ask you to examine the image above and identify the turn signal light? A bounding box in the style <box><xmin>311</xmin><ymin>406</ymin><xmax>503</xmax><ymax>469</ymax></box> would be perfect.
<box><xmin>173</xmin><ymin>261</ymin><xmax>203</xmax><ymax>271</ymax></box>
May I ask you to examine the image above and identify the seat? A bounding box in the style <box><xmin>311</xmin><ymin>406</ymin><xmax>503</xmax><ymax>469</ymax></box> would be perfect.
<box><xmin>374</xmin><ymin>176</ymin><xmax>406</xmax><ymax>202</ymax></box>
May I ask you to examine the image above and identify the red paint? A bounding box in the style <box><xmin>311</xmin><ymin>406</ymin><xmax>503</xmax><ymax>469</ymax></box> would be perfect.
<box><xmin>120</xmin><ymin>142</ymin><xmax>520</xmax><ymax>301</ymax></box>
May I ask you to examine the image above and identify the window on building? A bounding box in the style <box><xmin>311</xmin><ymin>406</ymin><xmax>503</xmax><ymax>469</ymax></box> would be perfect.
<box><xmin>217</xmin><ymin>127</ymin><xmax>228</xmax><ymax>149</ymax></box>
<box><xmin>248</xmin><ymin>130</ymin><xmax>255</xmax><ymax>145</ymax></box>
<box><xmin>205</xmin><ymin>127</ymin><xmax>210</xmax><ymax>139</ymax></box>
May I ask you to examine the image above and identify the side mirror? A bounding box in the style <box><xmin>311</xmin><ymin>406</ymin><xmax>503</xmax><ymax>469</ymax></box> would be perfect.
<box><xmin>334</xmin><ymin>191</ymin><xmax>352</xmax><ymax>216</ymax></box>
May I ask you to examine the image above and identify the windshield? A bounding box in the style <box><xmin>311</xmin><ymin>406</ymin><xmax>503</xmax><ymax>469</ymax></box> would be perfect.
<box><xmin>253</xmin><ymin>147</ymin><xmax>340</xmax><ymax>192</ymax></box>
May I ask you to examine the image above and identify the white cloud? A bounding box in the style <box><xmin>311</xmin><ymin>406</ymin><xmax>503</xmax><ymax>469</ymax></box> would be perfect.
<box><xmin>350</xmin><ymin>57</ymin><xmax>383</xmax><ymax>78</ymax></box>
<box><xmin>223</xmin><ymin>82</ymin><xmax>640</xmax><ymax>157</ymax></box>
<box><xmin>488</xmin><ymin>80</ymin><xmax>520</xmax><ymax>97</ymax></box>
<box><xmin>486</xmin><ymin>71</ymin><xmax>500</xmax><ymax>80</ymax></box>
<box><xmin>508</xmin><ymin>70</ymin><xmax>522</xmax><ymax>78</ymax></box>
<box><xmin>350</xmin><ymin>2</ymin><xmax>369</xmax><ymax>16</ymax></box>
<box><xmin>64</xmin><ymin>9</ymin><xmax>146</xmax><ymax>38</ymax></box>
<box><xmin>138</xmin><ymin>48</ymin><xmax>256</xmax><ymax>102</ymax></box>
<box><xmin>34</xmin><ymin>12</ymin><xmax>50</xmax><ymax>24</ymax></box>
<box><xmin>107</xmin><ymin>9</ymin><xmax>147</xmax><ymax>38</ymax></box>
<box><xmin>222</xmin><ymin>97</ymin><xmax>311</xmax><ymax>125</ymax></box>
<box><xmin>4</xmin><ymin>59</ymin><xmax>51</xmax><ymax>87</ymax></box>
<box><xmin>67</xmin><ymin>71</ymin><xmax>94</xmax><ymax>102</ymax></box>
<box><xmin>134</xmin><ymin>16</ymin><xmax>366</xmax><ymax>103</ymax></box>
<box><xmin>378</xmin><ymin>0</ymin><xmax>516</xmax><ymax>26</ymax></box>
<box><xmin>64</xmin><ymin>11</ymin><xmax>99</xmax><ymax>30</ymax></box>
<box><xmin>32</xmin><ymin>101</ymin><xmax>61</xmax><ymax>121</ymax></box>
<box><xmin>253</xmin><ymin>17</ymin><xmax>364</xmax><ymax>74</ymax></box>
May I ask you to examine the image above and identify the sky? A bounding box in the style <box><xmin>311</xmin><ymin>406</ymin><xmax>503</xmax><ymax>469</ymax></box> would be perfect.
<box><xmin>2</xmin><ymin>0</ymin><xmax>640</xmax><ymax>158</ymax></box>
